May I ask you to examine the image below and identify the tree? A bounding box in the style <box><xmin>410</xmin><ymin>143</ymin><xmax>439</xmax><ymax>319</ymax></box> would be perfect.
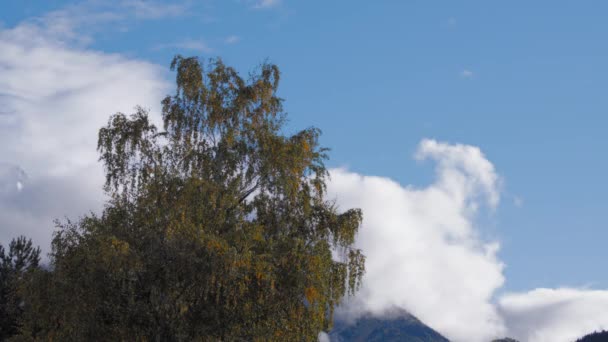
<box><xmin>19</xmin><ymin>57</ymin><xmax>365</xmax><ymax>341</ymax></box>
<box><xmin>0</xmin><ymin>236</ymin><xmax>41</xmax><ymax>340</ymax></box>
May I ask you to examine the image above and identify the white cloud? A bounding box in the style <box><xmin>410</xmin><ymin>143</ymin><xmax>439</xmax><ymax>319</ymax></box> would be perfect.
<box><xmin>415</xmin><ymin>139</ymin><xmax>501</xmax><ymax>210</ymax></box>
<box><xmin>0</xmin><ymin>12</ymin><xmax>169</xmax><ymax>252</ymax></box>
<box><xmin>327</xmin><ymin>139</ymin><xmax>506</xmax><ymax>342</ymax></box>
<box><xmin>460</xmin><ymin>69</ymin><xmax>474</xmax><ymax>78</ymax></box>
<box><xmin>318</xmin><ymin>331</ymin><xmax>330</xmax><ymax>342</ymax></box>
<box><xmin>499</xmin><ymin>288</ymin><xmax>608</xmax><ymax>342</ymax></box>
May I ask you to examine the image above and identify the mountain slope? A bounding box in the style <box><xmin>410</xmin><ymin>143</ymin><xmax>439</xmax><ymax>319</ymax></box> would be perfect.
<box><xmin>574</xmin><ymin>330</ymin><xmax>608</xmax><ymax>342</ymax></box>
<box><xmin>329</xmin><ymin>311</ymin><xmax>449</xmax><ymax>342</ymax></box>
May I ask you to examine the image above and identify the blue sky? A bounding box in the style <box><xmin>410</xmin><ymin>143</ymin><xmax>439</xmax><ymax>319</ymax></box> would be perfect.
<box><xmin>2</xmin><ymin>1</ymin><xmax>608</xmax><ymax>341</ymax></box>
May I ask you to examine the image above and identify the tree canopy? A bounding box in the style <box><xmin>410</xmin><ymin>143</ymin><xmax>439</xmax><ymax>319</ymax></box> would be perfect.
<box><xmin>16</xmin><ymin>57</ymin><xmax>365</xmax><ymax>341</ymax></box>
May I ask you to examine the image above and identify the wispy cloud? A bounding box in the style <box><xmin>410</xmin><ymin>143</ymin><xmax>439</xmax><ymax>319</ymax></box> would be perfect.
<box><xmin>13</xmin><ymin>0</ymin><xmax>192</xmax><ymax>47</ymax></box>
<box><xmin>154</xmin><ymin>38</ymin><xmax>214</xmax><ymax>53</ymax></box>
<box><xmin>460</xmin><ymin>69</ymin><xmax>474</xmax><ymax>79</ymax></box>
<box><xmin>175</xmin><ymin>39</ymin><xmax>213</xmax><ymax>53</ymax></box>
<box><xmin>253</xmin><ymin>0</ymin><xmax>281</xmax><ymax>9</ymax></box>
<box><xmin>121</xmin><ymin>0</ymin><xmax>189</xmax><ymax>19</ymax></box>
<box><xmin>513</xmin><ymin>195</ymin><xmax>524</xmax><ymax>208</ymax></box>
<box><xmin>224</xmin><ymin>35</ymin><xmax>240</xmax><ymax>45</ymax></box>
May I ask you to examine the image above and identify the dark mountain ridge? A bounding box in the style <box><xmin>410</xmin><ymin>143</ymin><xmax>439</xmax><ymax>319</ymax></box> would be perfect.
<box><xmin>328</xmin><ymin>310</ymin><xmax>608</xmax><ymax>342</ymax></box>
<box><xmin>575</xmin><ymin>330</ymin><xmax>608</xmax><ymax>342</ymax></box>
<box><xmin>329</xmin><ymin>309</ymin><xmax>449</xmax><ymax>342</ymax></box>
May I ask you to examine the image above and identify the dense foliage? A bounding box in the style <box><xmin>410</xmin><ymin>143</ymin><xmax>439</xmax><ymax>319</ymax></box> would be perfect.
<box><xmin>14</xmin><ymin>57</ymin><xmax>365</xmax><ymax>341</ymax></box>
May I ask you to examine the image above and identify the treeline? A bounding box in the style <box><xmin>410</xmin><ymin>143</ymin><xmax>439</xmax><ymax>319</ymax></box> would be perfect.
<box><xmin>0</xmin><ymin>57</ymin><xmax>365</xmax><ymax>341</ymax></box>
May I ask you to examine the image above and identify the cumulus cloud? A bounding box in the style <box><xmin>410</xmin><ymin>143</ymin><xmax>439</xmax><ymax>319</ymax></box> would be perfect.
<box><xmin>327</xmin><ymin>139</ymin><xmax>506</xmax><ymax>342</ymax></box>
<box><xmin>499</xmin><ymin>288</ymin><xmax>608</xmax><ymax>342</ymax></box>
<box><xmin>0</xmin><ymin>12</ymin><xmax>169</xmax><ymax>252</ymax></box>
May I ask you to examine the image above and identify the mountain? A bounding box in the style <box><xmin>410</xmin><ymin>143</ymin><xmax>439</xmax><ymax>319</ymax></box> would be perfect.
<box><xmin>328</xmin><ymin>310</ymin><xmax>449</xmax><ymax>342</ymax></box>
<box><xmin>574</xmin><ymin>330</ymin><xmax>608</xmax><ymax>342</ymax></box>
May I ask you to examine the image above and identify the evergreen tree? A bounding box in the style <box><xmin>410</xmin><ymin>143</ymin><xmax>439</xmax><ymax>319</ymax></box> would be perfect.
<box><xmin>19</xmin><ymin>57</ymin><xmax>365</xmax><ymax>341</ymax></box>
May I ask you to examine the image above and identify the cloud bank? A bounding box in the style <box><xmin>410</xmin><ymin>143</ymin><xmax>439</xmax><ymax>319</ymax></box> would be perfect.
<box><xmin>0</xmin><ymin>13</ymin><xmax>168</xmax><ymax>250</ymax></box>
<box><xmin>327</xmin><ymin>140</ymin><xmax>506</xmax><ymax>342</ymax></box>
<box><xmin>499</xmin><ymin>288</ymin><xmax>608</xmax><ymax>342</ymax></box>
<box><xmin>327</xmin><ymin>141</ymin><xmax>608</xmax><ymax>342</ymax></box>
